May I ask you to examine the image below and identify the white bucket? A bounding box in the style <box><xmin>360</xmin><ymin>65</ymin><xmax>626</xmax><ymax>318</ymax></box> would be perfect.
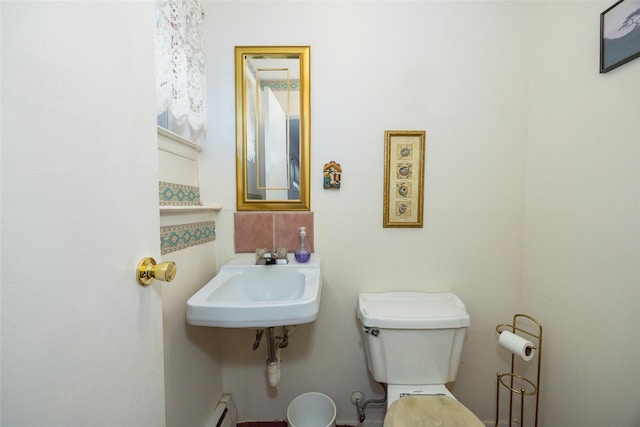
<box><xmin>287</xmin><ymin>392</ymin><xmax>337</xmax><ymax>427</ymax></box>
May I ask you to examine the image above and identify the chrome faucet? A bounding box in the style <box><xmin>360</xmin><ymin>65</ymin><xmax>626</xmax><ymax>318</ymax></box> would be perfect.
<box><xmin>255</xmin><ymin>247</ymin><xmax>289</xmax><ymax>265</ymax></box>
<box><xmin>256</xmin><ymin>255</ymin><xmax>277</xmax><ymax>265</ymax></box>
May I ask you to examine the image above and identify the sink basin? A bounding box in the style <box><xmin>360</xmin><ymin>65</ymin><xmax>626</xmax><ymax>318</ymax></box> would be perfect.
<box><xmin>186</xmin><ymin>257</ymin><xmax>322</xmax><ymax>328</ymax></box>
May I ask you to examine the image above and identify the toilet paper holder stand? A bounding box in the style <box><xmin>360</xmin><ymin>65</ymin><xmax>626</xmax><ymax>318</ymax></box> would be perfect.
<box><xmin>494</xmin><ymin>314</ymin><xmax>543</xmax><ymax>427</ymax></box>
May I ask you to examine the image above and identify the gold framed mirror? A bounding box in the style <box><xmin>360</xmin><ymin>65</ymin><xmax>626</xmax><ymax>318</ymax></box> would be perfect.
<box><xmin>235</xmin><ymin>46</ymin><xmax>311</xmax><ymax>211</ymax></box>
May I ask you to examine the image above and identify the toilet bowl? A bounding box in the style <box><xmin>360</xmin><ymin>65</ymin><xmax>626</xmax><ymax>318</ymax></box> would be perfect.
<box><xmin>357</xmin><ymin>291</ymin><xmax>484</xmax><ymax>426</ymax></box>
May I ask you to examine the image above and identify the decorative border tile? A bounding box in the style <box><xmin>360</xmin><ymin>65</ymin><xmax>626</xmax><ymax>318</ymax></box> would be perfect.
<box><xmin>161</xmin><ymin>221</ymin><xmax>216</xmax><ymax>255</ymax></box>
<box><xmin>159</xmin><ymin>181</ymin><xmax>201</xmax><ymax>206</ymax></box>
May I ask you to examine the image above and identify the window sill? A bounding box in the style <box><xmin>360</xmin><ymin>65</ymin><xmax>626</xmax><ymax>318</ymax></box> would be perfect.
<box><xmin>157</xmin><ymin>126</ymin><xmax>202</xmax><ymax>151</ymax></box>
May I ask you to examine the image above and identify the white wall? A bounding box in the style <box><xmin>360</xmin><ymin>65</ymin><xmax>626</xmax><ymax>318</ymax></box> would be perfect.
<box><xmin>203</xmin><ymin>1</ymin><xmax>531</xmax><ymax>424</ymax></box>
<box><xmin>158</xmin><ymin>133</ymin><xmax>224</xmax><ymax>427</ymax></box>
<box><xmin>203</xmin><ymin>1</ymin><xmax>639</xmax><ymax>425</ymax></box>
<box><xmin>525</xmin><ymin>2</ymin><xmax>640</xmax><ymax>426</ymax></box>
<box><xmin>160</xmin><ymin>240</ymin><xmax>223</xmax><ymax>427</ymax></box>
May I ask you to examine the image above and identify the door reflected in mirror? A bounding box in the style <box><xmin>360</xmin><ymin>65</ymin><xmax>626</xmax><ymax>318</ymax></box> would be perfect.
<box><xmin>235</xmin><ymin>46</ymin><xmax>310</xmax><ymax>211</ymax></box>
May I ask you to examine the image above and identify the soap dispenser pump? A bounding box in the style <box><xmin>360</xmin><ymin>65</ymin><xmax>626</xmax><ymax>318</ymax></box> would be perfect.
<box><xmin>294</xmin><ymin>226</ymin><xmax>311</xmax><ymax>263</ymax></box>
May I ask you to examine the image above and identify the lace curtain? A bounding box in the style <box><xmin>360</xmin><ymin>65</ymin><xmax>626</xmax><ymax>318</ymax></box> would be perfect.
<box><xmin>155</xmin><ymin>0</ymin><xmax>207</xmax><ymax>134</ymax></box>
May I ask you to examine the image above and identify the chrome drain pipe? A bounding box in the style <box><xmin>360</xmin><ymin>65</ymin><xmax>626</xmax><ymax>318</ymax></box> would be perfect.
<box><xmin>265</xmin><ymin>327</ymin><xmax>277</xmax><ymax>363</ymax></box>
<box><xmin>252</xmin><ymin>327</ymin><xmax>292</xmax><ymax>389</ymax></box>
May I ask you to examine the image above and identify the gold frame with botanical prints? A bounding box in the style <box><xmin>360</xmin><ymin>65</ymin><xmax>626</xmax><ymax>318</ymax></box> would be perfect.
<box><xmin>383</xmin><ymin>130</ymin><xmax>425</xmax><ymax>228</ymax></box>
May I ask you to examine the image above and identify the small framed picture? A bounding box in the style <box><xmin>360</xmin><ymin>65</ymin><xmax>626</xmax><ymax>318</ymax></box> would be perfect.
<box><xmin>600</xmin><ymin>0</ymin><xmax>640</xmax><ymax>73</ymax></box>
<box><xmin>383</xmin><ymin>130</ymin><xmax>426</xmax><ymax>228</ymax></box>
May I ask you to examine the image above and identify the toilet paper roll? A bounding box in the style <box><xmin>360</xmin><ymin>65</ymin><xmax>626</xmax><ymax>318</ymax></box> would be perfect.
<box><xmin>498</xmin><ymin>331</ymin><xmax>536</xmax><ymax>361</ymax></box>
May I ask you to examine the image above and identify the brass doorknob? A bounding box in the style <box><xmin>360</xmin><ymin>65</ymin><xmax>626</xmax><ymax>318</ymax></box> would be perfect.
<box><xmin>136</xmin><ymin>257</ymin><xmax>177</xmax><ymax>286</ymax></box>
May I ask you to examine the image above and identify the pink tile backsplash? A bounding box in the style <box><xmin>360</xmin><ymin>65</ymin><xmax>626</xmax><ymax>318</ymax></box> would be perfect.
<box><xmin>234</xmin><ymin>213</ymin><xmax>274</xmax><ymax>252</ymax></box>
<box><xmin>234</xmin><ymin>212</ymin><xmax>314</xmax><ymax>253</ymax></box>
<box><xmin>274</xmin><ymin>212</ymin><xmax>314</xmax><ymax>253</ymax></box>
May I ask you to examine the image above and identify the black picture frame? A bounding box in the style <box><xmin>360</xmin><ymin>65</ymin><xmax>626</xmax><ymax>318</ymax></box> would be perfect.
<box><xmin>600</xmin><ymin>0</ymin><xmax>640</xmax><ymax>73</ymax></box>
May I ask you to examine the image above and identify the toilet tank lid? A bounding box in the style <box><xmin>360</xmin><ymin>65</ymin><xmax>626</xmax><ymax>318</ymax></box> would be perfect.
<box><xmin>357</xmin><ymin>292</ymin><xmax>470</xmax><ymax>329</ymax></box>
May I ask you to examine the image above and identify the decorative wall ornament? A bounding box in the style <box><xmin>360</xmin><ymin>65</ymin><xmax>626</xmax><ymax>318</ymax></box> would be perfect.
<box><xmin>600</xmin><ymin>0</ymin><xmax>640</xmax><ymax>73</ymax></box>
<box><xmin>383</xmin><ymin>130</ymin><xmax>425</xmax><ymax>228</ymax></box>
<box><xmin>323</xmin><ymin>161</ymin><xmax>342</xmax><ymax>189</ymax></box>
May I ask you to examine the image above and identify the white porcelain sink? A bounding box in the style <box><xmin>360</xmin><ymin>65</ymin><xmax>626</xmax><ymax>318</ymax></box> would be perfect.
<box><xmin>187</xmin><ymin>257</ymin><xmax>322</xmax><ymax>328</ymax></box>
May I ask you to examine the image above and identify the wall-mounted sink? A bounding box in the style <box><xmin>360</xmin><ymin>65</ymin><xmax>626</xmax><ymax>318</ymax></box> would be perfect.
<box><xmin>186</xmin><ymin>257</ymin><xmax>322</xmax><ymax>328</ymax></box>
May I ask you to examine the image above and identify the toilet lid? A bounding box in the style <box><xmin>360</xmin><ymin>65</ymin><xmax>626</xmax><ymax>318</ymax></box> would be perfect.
<box><xmin>384</xmin><ymin>395</ymin><xmax>484</xmax><ymax>427</ymax></box>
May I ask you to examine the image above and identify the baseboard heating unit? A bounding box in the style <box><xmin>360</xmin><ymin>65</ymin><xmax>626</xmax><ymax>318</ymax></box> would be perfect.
<box><xmin>208</xmin><ymin>393</ymin><xmax>237</xmax><ymax>427</ymax></box>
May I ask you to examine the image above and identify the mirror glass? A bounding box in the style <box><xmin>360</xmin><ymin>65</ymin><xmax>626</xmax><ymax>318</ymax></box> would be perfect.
<box><xmin>235</xmin><ymin>46</ymin><xmax>310</xmax><ymax>211</ymax></box>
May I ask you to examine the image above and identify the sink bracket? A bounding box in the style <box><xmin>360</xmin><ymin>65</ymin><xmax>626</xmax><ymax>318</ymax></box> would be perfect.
<box><xmin>252</xmin><ymin>329</ymin><xmax>264</xmax><ymax>350</ymax></box>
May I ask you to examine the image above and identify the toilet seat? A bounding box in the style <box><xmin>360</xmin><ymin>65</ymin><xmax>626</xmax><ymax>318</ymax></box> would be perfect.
<box><xmin>383</xmin><ymin>395</ymin><xmax>484</xmax><ymax>427</ymax></box>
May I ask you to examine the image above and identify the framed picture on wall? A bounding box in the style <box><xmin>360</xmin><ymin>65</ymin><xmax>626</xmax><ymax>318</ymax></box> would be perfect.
<box><xmin>600</xmin><ymin>0</ymin><xmax>640</xmax><ymax>73</ymax></box>
<box><xmin>383</xmin><ymin>130</ymin><xmax>426</xmax><ymax>228</ymax></box>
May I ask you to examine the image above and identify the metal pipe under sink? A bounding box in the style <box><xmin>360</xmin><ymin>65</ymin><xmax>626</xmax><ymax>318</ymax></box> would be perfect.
<box><xmin>265</xmin><ymin>327</ymin><xmax>277</xmax><ymax>363</ymax></box>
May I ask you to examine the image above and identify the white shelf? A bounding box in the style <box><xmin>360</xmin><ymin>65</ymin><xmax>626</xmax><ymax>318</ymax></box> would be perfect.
<box><xmin>160</xmin><ymin>205</ymin><xmax>222</xmax><ymax>214</ymax></box>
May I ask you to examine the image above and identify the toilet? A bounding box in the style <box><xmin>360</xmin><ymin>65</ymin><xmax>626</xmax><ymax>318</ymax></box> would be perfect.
<box><xmin>357</xmin><ymin>291</ymin><xmax>484</xmax><ymax>427</ymax></box>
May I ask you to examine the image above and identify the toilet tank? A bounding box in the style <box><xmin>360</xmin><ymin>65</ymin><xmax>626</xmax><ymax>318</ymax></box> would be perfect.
<box><xmin>357</xmin><ymin>292</ymin><xmax>470</xmax><ymax>385</ymax></box>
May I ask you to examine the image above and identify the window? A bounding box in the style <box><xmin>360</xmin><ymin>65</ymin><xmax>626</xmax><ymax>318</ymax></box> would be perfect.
<box><xmin>155</xmin><ymin>0</ymin><xmax>206</xmax><ymax>142</ymax></box>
